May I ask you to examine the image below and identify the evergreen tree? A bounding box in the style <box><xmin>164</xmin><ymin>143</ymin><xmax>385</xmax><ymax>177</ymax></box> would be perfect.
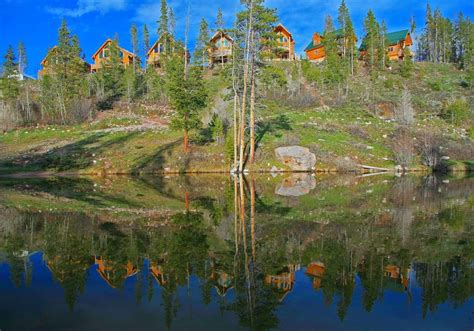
<box><xmin>363</xmin><ymin>10</ymin><xmax>380</xmax><ymax>73</ymax></box>
<box><xmin>378</xmin><ymin>20</ymin><xmax>388</xmax><ymax>69</ymax></box>
<box><xmin>165</xmin><ymin>55</ymin><xmax>208</xmax><ymax>151</ymax></box>
<box><xmin>17</xmin><ymin>41</ymin><xmax>27</xmax><ymax>76</ymax></box>
<box><xmin>143</xmin><ymin>24</ymin><xmax>150</xmax><ymax>63</ymax></box>
<box><xmin>40</xmin><ymin>19</ymin><xmax>88</xmax><ymax>123</ymax></box>
<box><xmin>169</xmin><ymin>7</ymin><xmax>176</xmax><ymax>38</ymax></box>
<box><xmin>216</xmin><ymin>8</ymin><xmax>224</xmax><ymax>31</ymax></box>
<box><xmin>157</xmin><ymin>0</ymin><xmax>169</xmax><ymax>38</ymax></box>
<box><xmin>1</xmin><ymin>46</ymin><xmax>19</xmax><ymax>100</ymax></box>
<box><xmin>194</xmin><ymin>18</ymin><xmax>210</xmax><ymax>67</ymax></box>
<box><xmin>131</xmin><ymin>23</ymin><xmax>139</xmax><ymax>72</ymax></box>
<box><xmin>337</xmin><ymin>0</ymin><xmax>350</xmax><ymax>58</ymax></box>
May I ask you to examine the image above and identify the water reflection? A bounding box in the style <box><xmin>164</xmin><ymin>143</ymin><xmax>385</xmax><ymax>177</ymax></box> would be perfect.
<box><xmin>0</xmin><ymin>174</ymin><xmax>473</xmax><ymax>330</ymax></box>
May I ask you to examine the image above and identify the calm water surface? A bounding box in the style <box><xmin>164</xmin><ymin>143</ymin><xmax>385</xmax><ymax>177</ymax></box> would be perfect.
<box><xmin>0</xmin><ymin>174</ymin><xmax>473</xmax><ymax>330</ymax></box>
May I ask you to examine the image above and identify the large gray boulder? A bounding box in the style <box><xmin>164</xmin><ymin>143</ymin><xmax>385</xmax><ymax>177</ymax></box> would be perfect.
<box><xmin>275</xmin><ymin>146</ymin><xmax>316</xmax><ymax>171</ymax></box>
<box><xmin>276</xmin><ymin>173</ymin><xmax>316</xmax><ymax>197</ymax></box>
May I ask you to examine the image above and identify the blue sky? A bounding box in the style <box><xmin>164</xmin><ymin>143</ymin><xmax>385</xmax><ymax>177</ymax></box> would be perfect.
<box><xmin>1</xmin><ymin>0</ymin><xmax>473</xmax><ymax>77</ymax></box>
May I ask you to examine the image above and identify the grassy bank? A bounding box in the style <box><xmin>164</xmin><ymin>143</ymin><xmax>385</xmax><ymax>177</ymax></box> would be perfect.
<box><xmin>0</xmin><ymin>62</ymin><xmax>472</xmax><ymax>175</ymax></box>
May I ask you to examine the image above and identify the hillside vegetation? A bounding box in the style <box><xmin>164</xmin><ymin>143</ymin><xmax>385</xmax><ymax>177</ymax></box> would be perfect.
<box><xmin>0</xmin><ymin>61</ymin><xmax>473</xmax><ymax>175</ymax></box>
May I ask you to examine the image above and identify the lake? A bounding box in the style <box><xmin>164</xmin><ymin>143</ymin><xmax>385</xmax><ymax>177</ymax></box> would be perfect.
<box><xmin>0</xmin><ymin>173</ymin><xmax>473</xmax><ymax>330</ymax></box>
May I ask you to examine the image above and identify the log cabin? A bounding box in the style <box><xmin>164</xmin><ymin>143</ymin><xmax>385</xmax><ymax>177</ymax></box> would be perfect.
<box><xmin>39</xmin><ymin>46</ymin><xmax>91</xmax><ymax>77</ymax></box>
<box><xmin>147</xmin><ymin>33</ymin><xmax>191</xmax><ymax>69</ymax></box>
<box><xmin>91</xmin><ymin>39</ymin><xmax>136</xmax><ymax>73</ymax></box>
<box><xmin>272</xmin><ymin>24</ymin><xmax>296</xmax><ymax>61</ymax></box>
<box><xmin>208</xmin><ymin>31</ymin><xmax>233</xmax><ymax>67</ymax></box>
<box><xmin>359</xmin><ymin>29</ymin><xmax>413</xmax><ymax>61</ymax></box>
<box><xmin>305</xmin><ymin>29</ymin><xmax>357</xmax><ymax>63</ymax></box>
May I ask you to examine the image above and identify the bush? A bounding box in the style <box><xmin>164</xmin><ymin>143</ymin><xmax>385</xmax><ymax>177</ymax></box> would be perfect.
<box><xmin>440</xmin><ymin>98</ymin><xmax>469</xmax><ymax>125</ymax></box>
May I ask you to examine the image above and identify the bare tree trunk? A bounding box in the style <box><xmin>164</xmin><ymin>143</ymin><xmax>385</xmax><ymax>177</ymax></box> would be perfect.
<box><xmin>249</xmin><ymin>57</ymin><xmax>256</xmax><ymax>163</ymax></box>
<box><xmin>239</xmin><ymin>0</ymin><xmax>254</xmax><ymax>173</ymax></box>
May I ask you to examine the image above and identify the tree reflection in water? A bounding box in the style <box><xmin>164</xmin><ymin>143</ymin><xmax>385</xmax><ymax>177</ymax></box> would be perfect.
<box><xmin>0</xmin><ymin>174</ymin><xmax>472</xmax><ymax>330</ymax></box>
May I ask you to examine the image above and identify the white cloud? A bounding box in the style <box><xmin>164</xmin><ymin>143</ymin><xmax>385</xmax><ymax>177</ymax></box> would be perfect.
<box><xmin>47</xmin><ymin>0</ymin><xmax>127</xmax><ymax>17</ymax></box>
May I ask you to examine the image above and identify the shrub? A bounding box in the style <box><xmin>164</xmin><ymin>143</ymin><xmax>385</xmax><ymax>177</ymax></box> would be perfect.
<box><xmin>416</xmin><ymin>128</ymin><xmax>444</xmax><ymax>169</ymax></box>
<box><xmin>440</xmin><ymin>98</ymin><xmax>469</xmax><ymax>125</ymax></box>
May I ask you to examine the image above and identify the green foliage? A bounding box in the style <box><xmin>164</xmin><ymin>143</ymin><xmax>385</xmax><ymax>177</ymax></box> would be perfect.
<box><xmin>400</xmin><ymin>49</ymin><xmax>414</xmax><ymax>78</ymax></box>
<box><xmin>260</xmin><ymin>66</ymin><xmax>287</xmax><ymax>90</ymax></box>
<box><xmin>209</xmin><ymin>113</ymin><xmax>225</xmax><ymax>144</ymax></box>
<box><xmin>224</xmin><ymin>131</ymin><xmax>234</xmax><ymax>162</ymax></box>
<box><xmin>165</xmin><ymin>56</ymin><xmax>208</xmax><ymax>133</ymax></box>
<box><xmin>193</xmin><ymin>18</ymin><xmax>210</xmax><ymax>67</ymax></box>
<box><xmin>1</xmin><ymin>46</ymin><xmax>19</xmax><ymax>101</ymax></box>
<box><xmin>440</xmin><ymin>98</ymin><xmax>469</xmax><ymax>125</ymax></box>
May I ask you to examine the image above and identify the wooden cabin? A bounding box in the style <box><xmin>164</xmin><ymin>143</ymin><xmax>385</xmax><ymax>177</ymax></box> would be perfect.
<box><xmin>265</xmin><ymin>264</ymin><xmax>300</xmax><ymax>302</ymax></box>
<box><xmin>208</xmin><ymin>31</ymin><xmax>233</xmax><ymax>67</ymax></box>
<box><xmin>386</xmin><ymin>30</ymin><xmax>413</xmax><ymax>60</ymax></box>
<box><xmin>306</xmin><ymin>262</ymin><xmax>325</xmax><ymax>289</ymax></box>
<box><xmin>272</xmin><ymin>24</ymin><xmax>296</xmax><ymax>61</ymax></box>
<box><xmin>210</xmin><ymin>270</ymin><xmax>233</xmax><ymax>296</ymax></box>
<box><xmin>305</xmin><ymin>29</ymin><xmax>357</xmax><ymax>63</ymax></box>
<box><xmin>359</xmin><ymin>29</ymin><xmax>413</xmax><ymax>61</ymax></box>
<box><xmin>91</xmin><ymin>39</ymin><xmax>136</xmax><ymax>73</ymax></box>
<box><xmin>147</xmin><ymin>33</ymin><xmax>190</xmax><ymax>69</ymax></box>
<box><xmin>39</xmin><ymin>46</ymin><xmax>90</xmax><ymax>77</ymax></box>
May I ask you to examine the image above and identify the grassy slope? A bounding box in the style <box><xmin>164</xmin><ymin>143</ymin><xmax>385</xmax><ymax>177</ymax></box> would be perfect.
<box><xmin>0</xmin><ymin>62</ymin><xmax>472</xmax><ymax>175</ymax></box>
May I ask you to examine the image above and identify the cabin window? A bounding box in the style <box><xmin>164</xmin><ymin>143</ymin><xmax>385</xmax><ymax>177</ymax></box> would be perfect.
<box><xmin>120</xmin><ymin>51</ymin><xmax>124</xmax><ymax>58</ymax></box>
<box><xmin>280</xmin><ymin>36</ymin><xmax>288</xmax><ymax>43</ymax></box>
<box><xmin>154</xmin><ymin>44</ymin><xmax>159</xmax><ymax>53</ymax></box>
<box><xmin>159</xmin><ymin>44</ymin><xmax>164</xmax><ymax>53</ymax></box>
<box><xmin>103</xmin><ymin>49</ymin><xmax>109</xmax><ymax>58</ymax></box>
<box><xmin>388</xmin><ymin>47</ymin><xmax>394</xmax><ymax>52</ymax></box>
<box><xmin>223</xmin><ymin>39</ymin><xmax>229</xmax><ymax>47</ymax></box>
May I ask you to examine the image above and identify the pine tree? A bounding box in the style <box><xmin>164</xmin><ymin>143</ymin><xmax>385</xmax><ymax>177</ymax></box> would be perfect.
<box><xmin>216</xmin><ymin>8</ymin><xmax>224</xmax><ymax>31</ymax></box>
<box><xmin>1</xmin><ymin>46</ymin><xmax>19</xmax><ymax>100</ymax></box>
<box><xmin>363</xmin><ymin>10</ymin><xmax>380</xmax><ymax>73</ymax></box>
<box><xmin>157</xmin><ymin>0</ymin><xmax>169</xmax><ymax>40</ymax></box>
<box><xmin>17</xmin><ymin>42</ymin><xmax>27</xmax><ymax>76</ymax></box>
<box><xmin>379</xmin><ymin>20</ymin><xmax>388</xmax><ymax>69</ymax></box>
<box><xmin>169</xmin><ymin>7</ymin><xmax>176</xmax><ymax>38</ymax></box>
<box><xmin>337</xmin><ymin>0</ymin><xmax>350</xmax><ymax>58</ymax></box>
<box><xmin>194</xmin><ymin>18</ymin><xmax>210</xmax><ymax>67</ymax></box>
<box><xmin>40</xmin><ymin>19</ymin><xmax>88</xmax><ymax>123</ymax></box>
<box><xmin>165</xmin><ymin>55</ymin><xmax>208</xmax><ymax>151</ymax></box>
<box><xmin>131</xmin><ymin>23</ymin><xmax>139</xmax><ymax>73</ymax></box>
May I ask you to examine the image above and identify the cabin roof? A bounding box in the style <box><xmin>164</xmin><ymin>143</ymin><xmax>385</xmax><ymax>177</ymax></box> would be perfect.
<box><xmin>209</xmin><ymin>30</ymin><xmax>234</xmax><ymax>43</ymax></box>
<box><xmin>41</xmin><ymin>46</ymin><xmax>58</xmax><ymax>65</ymax></box>
<box><xmin>304</xmin><ymin>29</ymin><xmax>345</xmax><ymax>52</ymax></box>
<box><xmin>147</xmin><ymin>33</ymin><xmax>178</xmax><ymax>56</ymax></box>
<box><xmin>92</xmin><ymin>39</ymin><xmax>136</xmax><ymax>60</ymax></box>
<box><xmin>359</xmin><ymin>29</ymin><xmax>410</xmax><ymax>51</ymax></box>
<box><xmin>275</xmin><ymin>23</ymin><xmax>293</xmax><ymax>39</ymax></box>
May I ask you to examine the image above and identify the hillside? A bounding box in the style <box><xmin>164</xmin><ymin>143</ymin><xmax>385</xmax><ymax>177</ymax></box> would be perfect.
<box><xmin>0</xmin><ymin>61</ymin><xmax>473</xmax><ymax>175</ymax></box>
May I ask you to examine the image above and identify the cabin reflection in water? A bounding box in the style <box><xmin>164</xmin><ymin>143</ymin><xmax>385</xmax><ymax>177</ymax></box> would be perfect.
<box><xmin>209</xmin><ymin>260</ymin><xmax>233</xmax><ymax>296</ymax></box>
<box><xmin>306</xmin><ymin>262</ymin><xmax>326</xmax><ymax>289</ymax></box>
<box><xmin>384</xmin><ymin>265</ymin><xmax>411</xmax><ymax>290</ymax></box>
<box><xmin>150</xmin><ymin>262</ymin><xmax>168</xmax><ymax>287</ymax></box>
<box><xmin>265</xmin><ymin>264</ymin><xmax>300</xmax><ymax>301</ymax></box>
<box><xmin>94</xmin><ymin>256</ymin><xmax>139</xmax><ymax>288</ymax></box>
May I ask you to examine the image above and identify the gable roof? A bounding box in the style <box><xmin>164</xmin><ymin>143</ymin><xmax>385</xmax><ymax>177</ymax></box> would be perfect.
<box><xmin>386</xmin><ymin>30</ymin><xmax>410</xmax><ymax>45</ymax></box>
<box><xmin>92</xmin><ymin>39</ymin><xmax>136</xmax><ymax>60</ymax></box>
<box><xmin>359</xmin><ymin>29</ymin><xmax>409</xmax><ymax>51</ymax></box>
<box><xmin>41</xmin><ymin>46</ymin><xmax>58</xmax><ymax>65</ymax></box>
<box><xmin>147</xmin><ymin>33</ymin><xmax>178</xmax><ymax>56</ymax></box>
<box><xmin>209</xmin><ymin>30</ymin><xmax>234</xmax><ymax>44</ymax></box>
<box><xmin>275</xmin><ymin>23</ymin><xmax>293</xmax><ymax>40</ymax></box>
<box><xmin>304</xmin><ymin>29</ymin><xmax>347</xmax><ymax>52</ymax></box>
